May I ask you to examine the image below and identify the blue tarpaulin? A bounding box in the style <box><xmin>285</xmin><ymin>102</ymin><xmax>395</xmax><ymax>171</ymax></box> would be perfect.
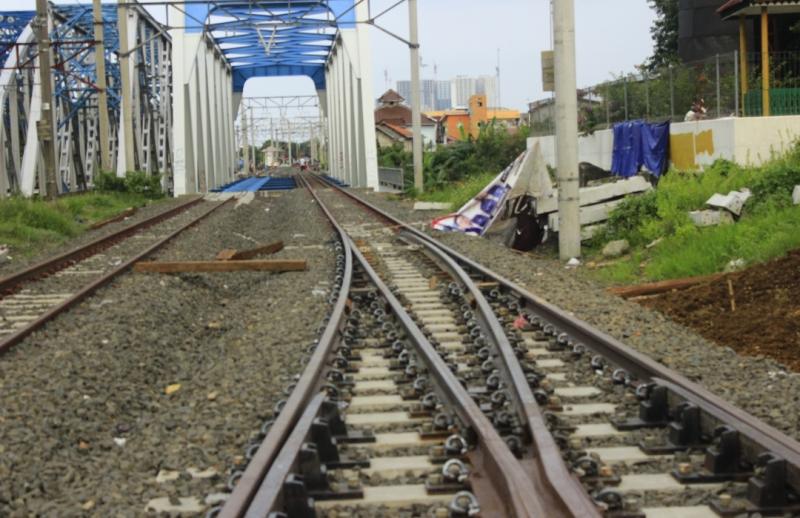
<box><xmin>611</xmin><ymin>120</ymin><xmax>670</xmax><ymax>178</ymax></box>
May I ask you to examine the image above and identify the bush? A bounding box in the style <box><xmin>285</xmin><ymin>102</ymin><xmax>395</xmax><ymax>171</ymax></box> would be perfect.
<box><xmin>94</xmin><ymin>171</ymin><xmax>127</xmax><ymax>192</ymax></box>
<box><xmin>124</xmin><ymin>171</ymin><xmax>163</xmax><ymax>198</ymax></box>
<box><xmin>94</xmin><ymin>171</ymin><xmax>163</xmax><ymax>199</ymax></box>
<box><xmin>592</xmin><ymin>141</ymin><xmax>800</xmax><ymax>283</ymax></box>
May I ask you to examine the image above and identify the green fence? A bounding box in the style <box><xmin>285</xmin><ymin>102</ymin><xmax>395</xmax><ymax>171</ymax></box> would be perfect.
<box><xmin>744</xmin><ymin>89</ymin><xmax>800</xmax><ymax>116</ymax></box>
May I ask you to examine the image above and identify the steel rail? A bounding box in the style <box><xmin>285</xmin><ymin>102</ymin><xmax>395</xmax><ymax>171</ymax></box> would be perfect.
<box><xmin>309</xmin><ymin>172</ymin><xmax>598</xmax><ymax>516</ymax></box>
<box><xmin>246</xmin><ymin>173</ymin><xmax>551</xmax><ymax>517</ymax></box>
<box><xmin>346</xmin><ymin>237</ymin><xmax>546</xmax><ymax>517</ymax></box>
<box><xmin>0</xmin><ymin>198</ymin><xmax>230</xmax><ymax>355</ymax></box>
<box><xmin>218</xmin><ymin>181</ymin><xmax>354</xmax><ymax>518</ymax></box>
<box><xmin>399</xmin><ymin>231</ymin><xmax>599</xmax><ymax>518</ymax></box>
<box><xmin>314</xmin><ymin>173</ymin><xmax>800</xmax><ymax>501</ymax></box>
<box><xmin>0</xmin><ymin>195</ymin><xmax>204</xmax><ymax>295</ymax></box>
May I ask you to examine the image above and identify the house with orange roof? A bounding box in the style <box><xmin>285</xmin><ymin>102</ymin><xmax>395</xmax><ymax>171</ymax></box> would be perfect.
<box><xmin>426</xmin><ymin>94</ymin><xmax>520</xmax><ymax>144</ymax></box>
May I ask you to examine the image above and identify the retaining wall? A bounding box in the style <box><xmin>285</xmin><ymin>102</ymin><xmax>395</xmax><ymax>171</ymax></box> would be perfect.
<box><xmin>528</xmin><ymin>115</ymin><xmax>800</xmax><ymax>171</ymax></box>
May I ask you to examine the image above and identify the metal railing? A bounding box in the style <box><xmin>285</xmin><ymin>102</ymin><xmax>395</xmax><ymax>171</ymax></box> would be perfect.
<box><xmin>528</xmin><ymin>50</ymin><xmax>800</xmax><ymax>136</ymax></box>
<box><xmin>378</xmin><ymin>166</ymin><xmax>404</xmax><ymax>192</ymax></box>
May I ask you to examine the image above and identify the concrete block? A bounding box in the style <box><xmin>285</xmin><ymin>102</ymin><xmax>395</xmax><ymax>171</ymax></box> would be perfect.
<box><xmin>793</xmin><ymin>185</ymin><xmax>800</xmax><ymax>205</ymax></box>
<box><xmin>689</xmin><ymin>209</ymin><xmax>734</xmax><ymax>227</ymax></box>
<box><xmin>537</xmin><ymin>176</ymin><xmax>651</xmax><ymax>214</ymax></box>
<box><xmin>706</xmin><ymin>189</ymin><xmax>751</xmax><ymax>216</ymax></box>
<box><xmin>602</xmin><ymin>239</ymin><xmax>630</xmax><ymax>258</ymax></box>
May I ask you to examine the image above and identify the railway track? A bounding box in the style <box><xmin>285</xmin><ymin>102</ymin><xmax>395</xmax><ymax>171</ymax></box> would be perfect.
<box><xmin>0</xmin><ymin>196</ymin><xmax>229</xmax><ymax>354</ymax></box>
<box><xmin>209</xmin><ymin>172</ymin><xmax>800</xmax><ymax>517</ymax></box>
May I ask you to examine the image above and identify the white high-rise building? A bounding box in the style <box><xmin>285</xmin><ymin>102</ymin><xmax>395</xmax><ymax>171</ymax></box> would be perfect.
<box><xmin>450</xmin><ymin>75</ymin><xmax>499</xmax><ymax>108</ymax></box>
<box><xmin>450</xmin><ymin>76</ymin><xmax>476</xmax><ymax>108</ymax></box>
<box><xmin>396</xmin><ymin>80</ymin><xmax>451</xmax><ymax>112</ymax></box>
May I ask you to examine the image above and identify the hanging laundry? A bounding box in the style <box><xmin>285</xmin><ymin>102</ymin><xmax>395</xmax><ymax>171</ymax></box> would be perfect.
<box><xmin>611</xmin><ymin>120</ymin><xmax>670</xmax><ymax>178</ymax></box>
<box><xmin>641</xmin><ymin>121</ymin><xmax>670</xmax><ymax>176</ymax></box>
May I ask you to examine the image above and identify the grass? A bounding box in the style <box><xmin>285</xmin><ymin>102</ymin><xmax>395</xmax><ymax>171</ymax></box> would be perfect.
<box><xmin>415</xmin><ymin>171</ymin><xmax>498</xmax><ymax>211</ymax></box>
<box><xmin>0</xmin><ymin>192</ymin><xmax>154</xmax><ymax>258</ymax></box>
<box><xmin>589</xmin><ymin>147</ymin><xmax>800</xmax><ymax>284</ymax></box>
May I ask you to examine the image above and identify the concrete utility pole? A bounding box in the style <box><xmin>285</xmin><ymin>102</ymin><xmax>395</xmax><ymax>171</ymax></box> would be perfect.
<box><xmin>408</xmin><ymin>0</ymin><xmax>424</xmax><ymax>192</ymax></box>
<box><xmin>241</xmin><ymin>104</ymin><xmax>250</xmax><ymax>174</ymax></box>
<box><xmin>92</xmin><ymin>0</ymin><xmax>111</xmax><ymax>172</ymax></box>
<box><xmin>117</xmin><ymin>0</ymin><xmax>135</xmax><ymax>172</ymax></box>
<box><xmin>553</xmin><ymin>0</ymin><xmax>581</xmax><ymax>260</ymax></box>
<box><xmin>33</xmin><ymin>0</ymin><xmax>58</xmax><ymax>200</ymax></box>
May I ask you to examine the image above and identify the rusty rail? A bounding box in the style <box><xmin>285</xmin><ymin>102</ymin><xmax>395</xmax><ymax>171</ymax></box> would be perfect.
<box><xmin>0</xmin><ymin>196</ymin><xmax>203</xmax><ymax>296</ymax></box>
<box><xmin>0</xmin><ymin>198</ymin><xmax>228</xmax><ymax>355</ymax></box>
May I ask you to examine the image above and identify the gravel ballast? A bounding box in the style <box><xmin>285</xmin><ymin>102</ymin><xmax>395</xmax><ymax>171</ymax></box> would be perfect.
<box><xmin>351</xmin><ymin>189</ymin><xmax>800</xmax><ymax>442</ymax></box>
<box><xmin>0</xmin><ymin>190</ymin><xmax>336</xmax><ymax>515</ymax></box>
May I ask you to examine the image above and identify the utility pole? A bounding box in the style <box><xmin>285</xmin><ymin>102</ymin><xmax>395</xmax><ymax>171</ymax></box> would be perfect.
<box><xmin>92</xmin><ymin>0</ymin><xmax>111</xmax><ymax>172</ymax></box>
<box><xmin>553</xmin><ymin>0</ymin><xmax>581</xmax><ymax>260</ymax></box>
<box><xmin>249</xmin><ymin>105</ymin><xmax>255</xmax><ymax>170</ymax></box>
<box><xmin>33</xmin><ymin>0</ymin><xmax>58</xmax><ymax>200</ymax></box>
<box><xmin>286</xmin><ymin>119</ymin><xmax>294</xmax><ymax>165</ymax></box>
<box><xmin>117</xmin><ymin>0</ymin><xmax>135</xmax><ymax>172</ymax></box>
<box><xmin>408</xmin><ymin>0</ymin><xmax>423</xmax><ymax>192</ymax></box>
<box><xmin>241</xmin><ymin>103</ymin><xmax>249</xmax><ymax>174</ymax></box>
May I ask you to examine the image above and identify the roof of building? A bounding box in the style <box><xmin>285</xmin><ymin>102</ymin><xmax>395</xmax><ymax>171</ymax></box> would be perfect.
<box><xmin>425</xmin><ymin>109</ymin><xmax>468</xmax><ymax>119</ymax></box>
<box><xmin>718</xmin><ymin>0</ymin><xmax>800</xmax><ymax>18</ymax></box>
<box><xmin>375</xmin><ymin>104</ymin><xmax>436</xmax><ymax>126</ymax></box>
<box><xmin>378</xmin><ymin>89</ymin><xmax>405</xmax><ymax>104</ymax></box>
<box><xmin>376</xmin><ymin>121</ymin><xmax>413</xmax><ymax>140</ymax></box>
<box><xmin>487</xmin><ymin>109</ymin><xmax>521</xmax><ymax>120</ymax></box>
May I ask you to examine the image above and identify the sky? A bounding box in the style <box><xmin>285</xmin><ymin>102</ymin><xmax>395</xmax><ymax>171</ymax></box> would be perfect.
<box><xmin>1</xmin><ymin>0</ymin><xmax>657</xmax><ymax>112</ymax></box>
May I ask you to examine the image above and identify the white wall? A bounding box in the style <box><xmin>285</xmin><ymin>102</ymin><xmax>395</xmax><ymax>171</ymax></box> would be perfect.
<box><xmin>529</xmin><ymin>115</ymin><xmax>800</xmax><ymax>172</ymax></box>
<box><xmin>527</xmin><ymin>127</ymin><xmax>613</xmax><ymax>170</ymax></box>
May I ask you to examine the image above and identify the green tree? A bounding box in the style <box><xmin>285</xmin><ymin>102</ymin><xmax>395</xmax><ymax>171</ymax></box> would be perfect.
<box><xmin>647</xmin><ymin>0</ymin><xmax>679</xmax><ymax>72</ymax></box>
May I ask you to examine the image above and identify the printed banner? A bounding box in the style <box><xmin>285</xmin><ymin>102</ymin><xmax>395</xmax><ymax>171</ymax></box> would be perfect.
<box><xmin>431</xmin><ymin>152</ymin><xmax>526</xmax><ymax>236</ymax></box>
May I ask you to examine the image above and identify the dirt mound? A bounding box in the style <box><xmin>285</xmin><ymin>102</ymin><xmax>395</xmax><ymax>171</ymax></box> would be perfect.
<box><xmin>640</xmin><ymin>250</ymin><xmax>800</xmax><ymax>371</ymax></box>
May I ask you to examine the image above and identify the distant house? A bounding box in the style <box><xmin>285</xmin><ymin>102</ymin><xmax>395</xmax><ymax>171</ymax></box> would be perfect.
<box><xmin>427</xmin><ymin>94</ymin><xmax>520</xmax><ymax>144</ymax></box>
<box><xmin>376</xmin><ymin>122</ymin><xmax>413</xmax><ymax>151</ymax></box>
<box><xmin>374</xmin><ymin>89</ymin><xmax>436</xmax><ymax>147</ymax></box>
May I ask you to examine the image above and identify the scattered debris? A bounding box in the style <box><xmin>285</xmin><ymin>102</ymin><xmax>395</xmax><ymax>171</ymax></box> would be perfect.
<box><xmin>414</xmin><ymin>201</ymin><xmax>451</xmax><ymax>211</ymax></box>
<box><xmin>164</xmin><ymin>384</ymin><xmax>182</xmax><ymax>395</ymax></box>
<box><xmin>602</xmin><ymin>239</ymin><xmax>630</xmax><ymax>258</ymax></box>
<box><xmin>134</xmin><ymin>259</ymin><xmax>307</xmax><ymax>274</ymax></box>
<box><xmin>793</xmin><ymin>185</ymin><xmax>800</xmax><ymax>205</ymax></box>
<box><xmin>608</xmin><ymin>272</ymin><xmax>725</xmax><ymax>298</ymax></box>
<box><xmin>187</xmin><ymin>467</ymin><xmax>217</xmax><ymax>479</ymax></box>
<box><xmin>145</xmin><ymin>497</ymin><xmax>204</xmax><ymax>514</ymax></box>
<box><xmin>206</xmin><ymin>391</ymin><xmax>218</xmax><ymax>401</ymax></box>
<box><xmin>215</xmin><ymin>241</ymin><xmax>284</xmax><ymax>261</ymax></box>
<box><xmin>724</xmin><ymin>258</ymin><xmax>747</xmax><ymax>273</ymax></box>
<box><xmin>113</xmin><ymin>437</ymin><xmax>127</xmax><ymax>447</ymax></box>
<box><xmin>566</xmin><ymin>257</ymin><xmax>581</xmax><ymax>267</ymax></box>
<box><xmin>689</xmin><ymin>209</ymin><xmax>734</xmax><ymax>227</ymax></box>
<box><xmin>706</xmin><ymin>189</ymin><xmax>751</xmax><ymax>216</ymax></box>
<box><xmin>207</xmin><ymin>321</ymin><xmax>222</xmax><ymax>330</ymax></box>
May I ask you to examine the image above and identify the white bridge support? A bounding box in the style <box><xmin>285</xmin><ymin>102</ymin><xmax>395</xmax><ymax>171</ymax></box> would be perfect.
<box><xmin>169</xmin><ymin>6</ymin><xmax>235</xmax><ymax>195</ymax></box>
<box><xmin>323</xmin><ymin>2</ymin><xmax>378</xmax><ymax>189</ymax></box>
